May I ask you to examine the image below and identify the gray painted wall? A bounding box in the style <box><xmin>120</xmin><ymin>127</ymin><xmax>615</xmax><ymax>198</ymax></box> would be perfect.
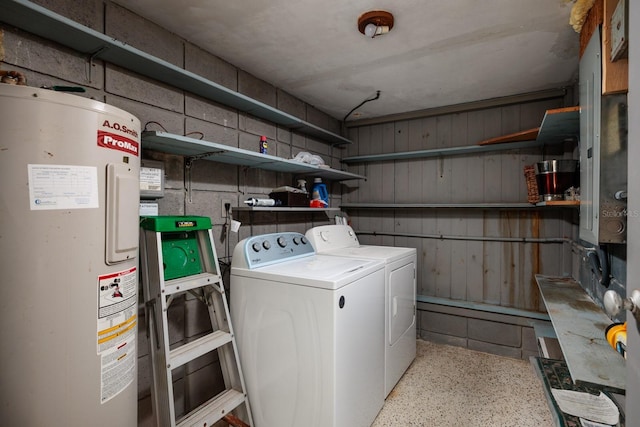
<box><xmin>341</xmin><ymin>97</ymin><xmax>591</xmax><ymax>358</ymax></box>
<box><xmin>345</xmin><ymin>98</ymin><xmax>577</xmax><ymax>311</ymax></box>
<box><xmin>343</xmin><ymin>90</ymin><xmax>629</xmax><ymax>360</ymax></box>
<box><xmin>2</xmin><ymin>0</ymin><xmax>634</xmax><ymax>424</ymax></box>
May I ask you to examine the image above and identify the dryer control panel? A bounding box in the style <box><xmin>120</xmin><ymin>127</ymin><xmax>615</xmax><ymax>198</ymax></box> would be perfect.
<box><xmin>234</xmin><ymin>232</ymin><xmax>314</xmax><ymax>269</ymax></box>
<box><xmin>306</xmin><ymin>224</ymin><xmax>360</xmax><ymax>253</ymax></box>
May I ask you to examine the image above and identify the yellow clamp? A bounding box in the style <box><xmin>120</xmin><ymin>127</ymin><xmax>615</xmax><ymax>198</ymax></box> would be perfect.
<box><xmin>605</xmin><ymin>322</ymin><xmax>627</xmax><ymax>358</ymax></box>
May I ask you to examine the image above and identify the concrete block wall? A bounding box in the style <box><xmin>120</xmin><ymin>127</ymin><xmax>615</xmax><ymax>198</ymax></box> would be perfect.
<box><xmin>418</xmin><ymin>302</ymin><xmax>545</xmax><ymax>360</ymax></box>
<box><xmin>1</xmin><ymin>1</ymin><xmax>344</xmax><ymax>424</ymax></box>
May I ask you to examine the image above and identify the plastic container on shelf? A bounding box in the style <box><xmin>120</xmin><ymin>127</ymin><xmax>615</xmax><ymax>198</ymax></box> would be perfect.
<box><xmin>310</xmin><ymin>178</ymin><xmax>328</xmax><ymax>208</ymax></box>
<box><xmin>259</xmin><ymin>135</ymin><xmax>268</xmax><ymax>154</ymax></box>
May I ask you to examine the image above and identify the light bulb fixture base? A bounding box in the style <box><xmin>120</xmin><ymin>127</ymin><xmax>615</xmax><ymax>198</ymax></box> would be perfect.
<box><xmin>358</xmin><ymin>10</ymin><xmax>394</xmax><ymax>38</ymax></box>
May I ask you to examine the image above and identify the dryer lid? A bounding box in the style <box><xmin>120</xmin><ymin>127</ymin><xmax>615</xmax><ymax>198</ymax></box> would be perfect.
<box><xmin>321</xmin><ymin>245</ymin><xmax>416</xmax><ymax>263</ymax></box>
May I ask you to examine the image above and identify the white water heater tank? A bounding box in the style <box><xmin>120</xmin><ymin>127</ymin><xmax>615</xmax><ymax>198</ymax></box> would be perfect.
<box><xmin>0</xmin><ymin>84</ymin><xmax>140</xmax><ymax>426</ymax></box>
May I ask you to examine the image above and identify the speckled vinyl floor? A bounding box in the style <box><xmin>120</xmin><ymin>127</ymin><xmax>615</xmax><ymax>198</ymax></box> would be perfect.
<box><xmin>372</xmin><ymin>340</ymin><xmax>554</xmax><ymax>427</ymax></box>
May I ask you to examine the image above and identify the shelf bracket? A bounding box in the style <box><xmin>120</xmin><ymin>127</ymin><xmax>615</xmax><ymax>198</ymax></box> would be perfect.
<box><xmin>86</xmin><ymin>46</ymin><xmax>108</xmax><ymax>84</ymax></box>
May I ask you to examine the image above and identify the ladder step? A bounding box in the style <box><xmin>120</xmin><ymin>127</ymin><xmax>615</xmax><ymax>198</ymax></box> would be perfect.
<box><xmin>169</xmin><ymin>330</ymin><xmax>232</xmax><ymax>369</ymax></box>
<box><xmin>164</xmin><ymin>272</ymin><xmax>221</xmax><ymax>295</ymax></box>
<box><xmin>176</xmin><ymin>389</ymin><xmax>247</xmax><ymax>427</ymax></box>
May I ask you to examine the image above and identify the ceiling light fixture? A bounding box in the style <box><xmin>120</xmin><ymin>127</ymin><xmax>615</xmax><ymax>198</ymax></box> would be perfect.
<box><xmin>358</xmin><ymin>10</ymin><xmax>394</xmax><ymax>38</ymax></box>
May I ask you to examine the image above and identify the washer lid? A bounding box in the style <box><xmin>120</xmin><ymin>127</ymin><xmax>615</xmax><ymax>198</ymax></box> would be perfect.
<box><xmin>231</xmin><ymin>254</ymin><xmax>384</xmax><ymax>290</ymax></box>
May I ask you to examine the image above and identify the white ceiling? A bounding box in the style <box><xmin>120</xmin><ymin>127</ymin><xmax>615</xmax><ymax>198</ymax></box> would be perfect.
<box><xmin>111</xmin><ymin>0</ymin><xmax>580</xmax><ymax>122</ymax></box>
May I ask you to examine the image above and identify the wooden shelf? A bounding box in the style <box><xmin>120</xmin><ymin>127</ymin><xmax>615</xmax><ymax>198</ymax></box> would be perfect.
<box><xmin>233</xmin><ymin>207</ymin><xmax>341</xmax><ymax>213</ymax></box>
<box><xmin>341</xmin><ymin>139</ymin><xmax>547</xmax><ymax>164</ymax></box>
<box><xmin>341</xmin><ymin>106</ymin><xmax>580</xmax><ymax>164</ymax></box>
<box><xmin>233</xmin><ymin>207</ymin><xmax>344</xmax><ymax>220</ymax></box>
<box><xmin>1</xmin><ymin>0</ymin><xmax>351</xmax><ymax>146</ymax></box>
<box><xmin>536</xmin><ymin>275</ymin><xmax>626</xmax><ymax>392</ymax></box>
<box><xmin>535</xmin><ymin>200</ymin><xmax>580</xmax><ymax>207</ymax></box>
<box><xmin>340</xmin><ymin>202</ymin><xmax>577</xmax><ymax>209</ymax></box>
<box><xmin>477</xmin><ymin>127</ymin><xmax>540</xmax><ymax>146</ymax></box>
<box><xmin>142</xmin><ymin>132</ymin><xmax>364</xmax><ymax>181</ymax></box>
<box><xmin>535</xmin><ymin>106</ymin><xmax>580</xmax><ymax>145</ymax></box>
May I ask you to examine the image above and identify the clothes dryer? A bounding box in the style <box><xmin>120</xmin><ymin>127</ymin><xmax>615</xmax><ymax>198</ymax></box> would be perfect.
<box><xmin>230</xmin><ymin>232</ymin><xmax>385</xmax><ymax>427</ymax></box>
<box><xmin>306</xmin><ymin>225</ymin><xmax>417</xmax><ymax>397</ymax></box>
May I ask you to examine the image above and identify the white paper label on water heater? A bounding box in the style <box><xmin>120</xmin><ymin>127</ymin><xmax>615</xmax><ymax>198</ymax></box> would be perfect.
<box><xmin>27</xmin><ymin>164</ymin><xmax>99</xmax><ymax>210</ymax></box>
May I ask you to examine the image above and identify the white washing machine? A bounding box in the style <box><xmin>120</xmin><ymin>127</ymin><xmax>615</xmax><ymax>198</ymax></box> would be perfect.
<box><xmin>230</xmin><ymin>232</ymin><xmax>385</xmax><ymax>427</ymax></box>
<box><xmin>306</xmin><ymin>225</ymin><xmax>417</xmax><ymax>397</ymax></box>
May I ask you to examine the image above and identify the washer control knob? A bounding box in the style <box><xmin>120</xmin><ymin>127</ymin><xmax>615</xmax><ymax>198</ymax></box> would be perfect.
<box><xmin>301</xmin><ymin>236</ymin><xmax>308</xmax><ymax>245</ymax></box>
<box><xmin>251</xmin><ymin>242</ymin><xmax>261</xmax><ymax>252</ymax></box>
<box><xmin>320</xmin><ymin>231</ymin><xmax>329</xmax><ymax>242</ymax></box>
<box><xmin>262</xmin><ymin>240</ymin><xmax>271</xmax><ymax>250</ymax></box>
<box><xmin>277</xmin><ymin>236</ymin><xmax>287</xmax><ymax>248</ymax></box>
<box><xmin>293</xmin><ymin>236</ymin><xmax>300</xmax><ymax>245</ymax></box>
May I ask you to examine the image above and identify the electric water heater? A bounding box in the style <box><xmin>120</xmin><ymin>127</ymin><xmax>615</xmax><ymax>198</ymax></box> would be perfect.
<box><xmin>0</xmin><ymin>84</ymin><xmax>140</xmax><ymax>426</ymax></box>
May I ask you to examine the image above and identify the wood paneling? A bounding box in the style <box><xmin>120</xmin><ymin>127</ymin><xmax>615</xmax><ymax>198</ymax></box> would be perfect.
<box><xmin>347</xmin><ymin>97</ymin><xmax>575</xmax><ymax>312</ymax></box>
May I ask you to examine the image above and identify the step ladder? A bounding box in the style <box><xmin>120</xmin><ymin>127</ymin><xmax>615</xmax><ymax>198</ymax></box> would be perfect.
<box><xmin>140</xmin><ymin>216</ymin><xmax>252</xmax><ymax>427</ymax></box>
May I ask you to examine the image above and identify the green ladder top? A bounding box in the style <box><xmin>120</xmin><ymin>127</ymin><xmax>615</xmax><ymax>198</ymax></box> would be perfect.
<box><xmin>140</xmin><ymin>216</ymin><xmax>213</xmax><ymax>232</ymax></box>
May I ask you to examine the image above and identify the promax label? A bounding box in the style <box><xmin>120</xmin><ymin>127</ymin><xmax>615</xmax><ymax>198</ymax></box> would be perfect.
<box><xmin>97</xmin><ymin>130</ymin><xmax>139</xmax><ymax>156</ymax></box>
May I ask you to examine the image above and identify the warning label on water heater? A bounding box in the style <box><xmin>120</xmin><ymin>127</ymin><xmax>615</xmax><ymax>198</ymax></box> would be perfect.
<box><xmin>97</xmin><ymin>267</ymin><xmax>137</xmax><ymax>403</ymax></box>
